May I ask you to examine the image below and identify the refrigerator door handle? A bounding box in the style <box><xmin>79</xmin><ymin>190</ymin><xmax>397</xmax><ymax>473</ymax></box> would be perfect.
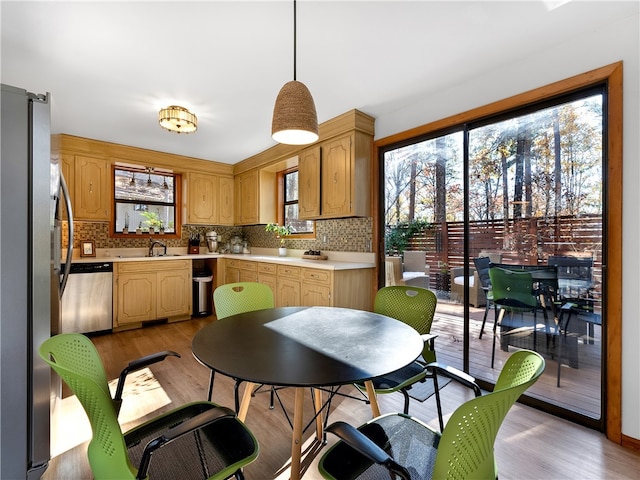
<box><xmin>59</xmin><ymin>173</ymin><xmax>73</xmax><ymax>296</ymax></box>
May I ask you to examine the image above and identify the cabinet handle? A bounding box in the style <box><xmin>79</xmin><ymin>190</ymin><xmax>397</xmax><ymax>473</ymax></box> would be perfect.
<box><xmin>89</xmin><ymin>182</ymin><xmax>93</xmax><ymax>193</ymax></box>
<box><xmin>334</xmin><ymin>173</ymin><xmax>337</xmax><ymax>184</ymax></box>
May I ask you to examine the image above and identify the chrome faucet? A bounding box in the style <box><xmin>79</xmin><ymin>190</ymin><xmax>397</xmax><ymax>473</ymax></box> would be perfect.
<box><xmin>149</xmin><ymin>238</ymin><xmax>167</xmax><ymax>257</ymax></box>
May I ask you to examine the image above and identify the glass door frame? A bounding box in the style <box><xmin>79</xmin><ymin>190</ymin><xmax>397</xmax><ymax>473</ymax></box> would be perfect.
<box><xmin>374</xmin><ymin>62</ymin><xmax>623</xmax><ymax>441</ymax></box>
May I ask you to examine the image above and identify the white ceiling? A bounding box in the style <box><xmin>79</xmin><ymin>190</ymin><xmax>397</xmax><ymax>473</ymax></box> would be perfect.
<box><xmin>1</xmin><ymin>1</ymin><xmax>637</xmax><ymax>165</ymax></box>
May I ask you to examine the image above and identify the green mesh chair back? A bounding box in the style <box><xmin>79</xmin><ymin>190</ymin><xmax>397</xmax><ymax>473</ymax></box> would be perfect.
<box><xmin>374</xmin><ymin>285</ymin><xmax>437</xmax><ymax>363</ymax></box>
<box><xmin>40</xmin><ymin>333</ymin><xmax>259</xmax><ymax>480</ymax></box>
<box><xmin>39</xmin><ymin>334</ymin><xmax>138</xmax><ymax>479</ymax></box>
<box><xmin>213</xmin><ymin>282</ymin><xmax>275</xmax><ymax>319</ymax></box>
<box><xmin>488</xmin><ymin>267</ymin><xmax>537</xmax><ymax>309</ymax></box>
<box><xmin>319</xmin><ymin>350</ymin><xmax>545</xmax><ymax>480</ymax></box>
<box><xmin>432</xmin><ymin>350</ymin><xmax>545</xmax><ymax>479</ymax></box>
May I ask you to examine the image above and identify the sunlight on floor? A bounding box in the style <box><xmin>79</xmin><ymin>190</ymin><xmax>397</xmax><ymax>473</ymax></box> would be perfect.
<box><xmin>50</xmin><ymin>367</ymin><xmax>172</xmax><ymax>456</ymax></box>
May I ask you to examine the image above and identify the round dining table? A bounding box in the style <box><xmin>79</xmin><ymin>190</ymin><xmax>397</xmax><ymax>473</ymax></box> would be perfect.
<box><xmin>192</xmin><ymin>306</ymin><xmax>423</xmax><ymax>480</ymax></box>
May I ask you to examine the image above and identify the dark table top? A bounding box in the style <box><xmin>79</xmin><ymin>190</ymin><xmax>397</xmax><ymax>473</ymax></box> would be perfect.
<box><xmin>192</xmin><ymin>306</ymin><xmax>423</xmax><ymax>388</ymax></box>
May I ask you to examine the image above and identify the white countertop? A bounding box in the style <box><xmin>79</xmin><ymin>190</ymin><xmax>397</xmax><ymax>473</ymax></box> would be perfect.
<box><xmin>69</xmin><ymin>248</ymin><xmax>375</xmax><ymax>271</ymax></box>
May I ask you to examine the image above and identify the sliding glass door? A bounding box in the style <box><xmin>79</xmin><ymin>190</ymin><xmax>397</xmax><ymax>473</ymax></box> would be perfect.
<box><xmin>381</xmin><ymin>86</ymin><xmax>605</xmax><ymax>427</ymax></box>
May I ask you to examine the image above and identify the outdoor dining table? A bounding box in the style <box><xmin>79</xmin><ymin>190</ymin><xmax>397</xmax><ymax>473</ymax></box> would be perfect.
<box><xmin>191</xmin><ymin>305</ymin><xmax>423</xmax><ymax>480</ymax></box>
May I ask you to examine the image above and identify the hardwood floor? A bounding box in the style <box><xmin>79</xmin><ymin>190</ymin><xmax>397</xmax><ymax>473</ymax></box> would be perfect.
<box><xmin>43</xmin><ymin>316</ymin><xmax>639</xmax><ymax>480</ymax></box>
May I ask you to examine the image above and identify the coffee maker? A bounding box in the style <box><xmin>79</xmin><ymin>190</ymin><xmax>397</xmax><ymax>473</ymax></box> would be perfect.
<box><xmin>205</xmin><ymin>231</ymin><xmax>218</xmax><ymax>253</ymax></box>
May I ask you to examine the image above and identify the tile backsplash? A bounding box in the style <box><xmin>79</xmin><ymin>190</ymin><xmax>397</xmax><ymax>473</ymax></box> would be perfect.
<box><xmin>64</xmin><ymin>217</ymin><xmax>373</xmax><ymax>253</ymax></box>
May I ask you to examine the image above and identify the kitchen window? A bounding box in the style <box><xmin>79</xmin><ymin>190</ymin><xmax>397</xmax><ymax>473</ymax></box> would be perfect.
<box><xmin>113</xmin><ymin>166</ymin><xmax>181</xmax><ymax>237</ymax></box>
<box><xmin>279</xmin><ymin>168</ymin><xmax>314</xmax><ymax>236</ymax></box>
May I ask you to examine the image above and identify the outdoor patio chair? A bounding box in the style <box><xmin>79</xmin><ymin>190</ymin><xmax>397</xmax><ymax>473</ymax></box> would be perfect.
<box><xmin>39</xmin><ymin>333</ymin><xmax>259</xmax><ymax>480</ymax></box>
<box><xmin>318</xmin><ymin>350</ymin><xmax>545</xmax><ymax>480</ymax></box>
<box><xmin>489</xmin><ymin>267</ymin><xmax>538</xmax><ymax>368</ymax></box>
<box><xmin>474</xmin><ymin>256</ymin><xmax>494</xmax><ymax>339</ymax></box>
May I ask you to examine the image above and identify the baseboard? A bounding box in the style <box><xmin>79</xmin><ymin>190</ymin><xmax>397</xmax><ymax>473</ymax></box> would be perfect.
<box><xmin>621</xmin><ymin>434</ymin><xmax>640</xmax><ymax>453</ymax></box>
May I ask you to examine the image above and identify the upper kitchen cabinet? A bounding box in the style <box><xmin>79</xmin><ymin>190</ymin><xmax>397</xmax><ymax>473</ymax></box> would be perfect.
<box><xmin>187</xmin><ymin>172</ymin><xmax>234</xmax><ymax>226</ymax></box>
<box><xmin>298</xmin><ymin>145</ymin><xmax>321</xmax><ymax>218</ymax></box>
<box><xmin>235</xmin><ymin>110</ymin><xmax>374</xmax><ymax>222</ymax></box>
<box><xmin>234</xmin><ymin>169</ymin><xmax>277</xmax><ymax>226</ymax></box>
<box><xmin>74</xmin><ymin>155</ymin><xmax>111</xmax><ymax>221</ymax></box>
<box><xmin>299</xmin><ymin>130</ymin><xmax>372</xmax><ymax>220</ymax></box>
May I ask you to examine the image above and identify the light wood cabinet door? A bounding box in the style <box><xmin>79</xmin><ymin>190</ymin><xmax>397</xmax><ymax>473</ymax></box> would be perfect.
<box><xmin>218</xmin><ymin>176</ymin><xmax>235</xmax><ymax>225</ymax></box>
<box><xmin>116</xmin><ymin>273</ymin><xmax>157</xmax><ymax>325</ymax></box>
<box><xmin>224</xmin><ymin>259</ymin><xmax>241</xmax><ymax>284</ymax></box>
<box><xmin>74</xmin><ymin>155</ymin><xmax>110</xmax><ymax>220</ymax></box>
<box><xmin>157</xmin><ymin>269</ymin><xmax>192</xmax><ymax>318</ymax></box>
<box><xmin>187</xmin><ymin>172</ymin><xmax>219</xmax><ymax>224</ymax></box>
<box><xmin>235</xmin><ymin>170</ymin><xmax>259</xmax><ymax>225</ymax></box>
<box><xmin>277</xmin><ymin>278</ymin><xmax>300</xmax><ymax>307</ymax></box>
<box><xmin>301</xmin><ymin>268</ymin><xmax>333</xmax><ymax>306</ymax></box>
<box><xmin>321</xmin><ymin>135</ymin><xmax>352</xmax><ymax>217</ymax></box>
<box><xmin>298</xmin><ymin>145</ymin><xmax>321</xmax><ymax>219</ymax></box>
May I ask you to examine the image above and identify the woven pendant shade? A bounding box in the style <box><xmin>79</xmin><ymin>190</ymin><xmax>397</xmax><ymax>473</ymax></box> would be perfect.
<box><xmin>158</xmin><ymin>106</ymin><xmax>197</xmax><ymax>134</ymax></box>
<box><xmin>272</xmin><ymin>80</ymin><xmax>318</xmax><ymax>145</ymax></box>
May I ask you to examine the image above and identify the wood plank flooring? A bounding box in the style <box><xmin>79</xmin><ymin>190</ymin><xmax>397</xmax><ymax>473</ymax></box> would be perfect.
<box><xmin>43</xmin><ymin>316</ymin><xmax>639</xmax><ymax>480</ymax></box>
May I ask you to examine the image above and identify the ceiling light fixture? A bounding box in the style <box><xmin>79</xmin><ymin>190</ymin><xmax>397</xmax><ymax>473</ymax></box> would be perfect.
<box><xmin>129</xmin><ymin>172</ymin><xmax>136</xmax><ymax>186</ymax></box>
<box><xmin>158</xmin><ymin>106</ymin><xmax>197</xmax><ymax>134</ymax></box>
<box><xmin>271</xmin><ymin>0</ymin><xmax>318</xmax><ymax>145</ymax></box>
<box><xmin>146</xmin><ymin>167</ymin><xmax>154</xmax><ymax>186</ymax></box>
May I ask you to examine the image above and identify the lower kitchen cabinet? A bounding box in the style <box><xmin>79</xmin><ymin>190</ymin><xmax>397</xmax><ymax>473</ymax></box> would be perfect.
<box><xmin>114</xmin><ymin>260</ymin><xmax>192</xmax><ymax>330</ymax></box>
<box><xmin>222</xmin><ymin>258</ymin><xmax>373</xmax><ymax>310</ymax></box>
<box><xmin>276</xmin><ymin>265</ymin><xmax>301</xmax><ymax>307</ymax></box>
<box><xmin>257</xmin><ymin>262</ymin><xmax>277</xmax><ymax>296</ymax></box>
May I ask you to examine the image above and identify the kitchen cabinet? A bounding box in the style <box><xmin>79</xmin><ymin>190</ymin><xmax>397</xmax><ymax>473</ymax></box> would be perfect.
<box><xmin>74</xmin><ymin>155</ymin><xmax>111</xmax><ymax>221</ymax></box>
<box><xmin>235</xmin><ymin>170</ymin><xmax>259</xmax><ymax>225</ymax></box>
<box><xmin>221</xmin><ymin>257</ymin><xmax>373</xmax><ymax>310</ymax></box>
<box><xmin>218</xmin><ymin>176</ymin><xmax>235</xmax><ymax>225</ymax></box>
<box><xmin>298</xmin><ymin>146</ymin><xmax>321</xmax><ymax>218</ymax></box>
<box><xmin>321</xmin><ymin>132</ymin><xmax>371</xmax><ymax>218</ymax></box>
<box><xmin>114</xmin><ymin>259</ymin><xmax>192</xmax><ymax>330</ymax></box>
<box><xmin>187</xmin><ymin>172</ymin><xmax>234</xmax><ymax>226</ymax></box>
<box><xmin>234</xmin><ymin>169</ymin><xmax>277</xmax><ymax>226</ymax></box>
<box><xmin>257</xmin><ymin>262</ymin><xmax>277</xmax><ymax>296</ymax></box>
<box><xmin>300</xmin><ymin>268</ymin><xmax>332</xmax><ymax>306</ymax></box>
<box><xmin>276</xmin><ymin>264</ymin><xmax>301</xmax><ymax>307</ymax></box>
<box><xmin>187</xmin><ymin>172</ymin><xmax>218</xmax><ymax>224</ymax></box>
<box><xmin>299</xmin><ymin>131</ymin><xmax>372</xmax><ymax>220</ymax></box>
<box><xmin>224</xmin><ymin>258</ymin><xmax>258</xmax><ymax>283</ymax></box>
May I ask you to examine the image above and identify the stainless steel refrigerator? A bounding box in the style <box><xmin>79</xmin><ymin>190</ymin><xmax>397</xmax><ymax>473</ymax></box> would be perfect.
<box><xmin>1</xmin><ymin>84</ymin><xmax>73</xmax><ymax>479</ymax></box>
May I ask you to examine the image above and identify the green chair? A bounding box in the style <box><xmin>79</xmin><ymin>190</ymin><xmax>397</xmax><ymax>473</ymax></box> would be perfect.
<box><xmin>39</xmin><ymin>333</ymin><xmax>259</xmax><ymax>480</ymax></box>
<box><xmin>319</xmin><ymin>350</ymin><xmax>545</xmax><ymax>480</ymax></box>
<box><xmin>489</xmin><ymin>267</ymin><xmax>538</xmax><ymax>368</ymax></box>
<box><xmin>212</xmin><ymin>282</ymin><xmax>275</xmax><ymax>408</ymax></box>
<box><xmin>473</xmin><ymin>256</ymin><xmax>494</xmax><ymax>339</ymax></box>
<box><xmin>355</xmin><ymin>286</ymin><xmax>438</xmax><ymax>414</ymax></box>
<box><xmin>213</xmin><ymin>281</ymin><xmax>275</xmax><ymax>320</ymax></box>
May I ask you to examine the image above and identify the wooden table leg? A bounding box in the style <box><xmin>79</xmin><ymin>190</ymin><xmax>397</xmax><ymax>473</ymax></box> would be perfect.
<box><xmin>290</xmin><ymin>387</ymin><xmax>305</xmax><ymax>480</ymax></box>
<box><xmin>364</xmin><ymin>380</ymin><xmax>381</xmax><ymax>418</ymax></box>
<box><xmin>237</xmin><ymin>381</ymin><xmax>255</xmax><ymax>422</ymax></box>
<box><xmin>313</xmin><ymin>388</ymin><xmax>323</xmax><ymax>441</ymax></box>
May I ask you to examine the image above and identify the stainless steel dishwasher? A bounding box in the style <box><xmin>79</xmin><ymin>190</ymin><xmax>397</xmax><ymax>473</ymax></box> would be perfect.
<box><xmin>61</xmin><ymin>262</ymin><xmax>113</xmax><ymax>333</ymax></box>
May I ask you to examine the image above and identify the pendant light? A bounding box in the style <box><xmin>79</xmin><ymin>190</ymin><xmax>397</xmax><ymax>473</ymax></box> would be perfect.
<box><xmin>271</xmin><ymin>0</ymin><xmax>318</xmax><ymax>145</ymax></box>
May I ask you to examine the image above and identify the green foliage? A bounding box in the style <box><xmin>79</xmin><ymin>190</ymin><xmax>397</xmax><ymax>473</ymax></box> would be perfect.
<box><xmin>265</xmin><ymin>223</ymin><xmax>292</xmax><ymax>246</ymax></box>
<box><xmin>141</xmin><ymin>211</ymin><xmax>162</xmax><ymax>229</ymax></box>
<box><xmin>385</xmin><ymin>219</ymin><xmax>431</xmax><ymax>255</ymax></box>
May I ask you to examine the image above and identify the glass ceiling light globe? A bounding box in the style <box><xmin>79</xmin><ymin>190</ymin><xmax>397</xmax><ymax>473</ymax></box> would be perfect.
<box><xmin>158</xmin><ymin>106</ymin><xmax>197</xmax><ymax>134</ymax></box>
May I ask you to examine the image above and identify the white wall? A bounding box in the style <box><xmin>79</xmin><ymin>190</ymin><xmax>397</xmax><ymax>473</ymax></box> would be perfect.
<box><xmin>375</xmin><ymin>12</ymin><xmax>640</xmax><ymax>439</ymax></box>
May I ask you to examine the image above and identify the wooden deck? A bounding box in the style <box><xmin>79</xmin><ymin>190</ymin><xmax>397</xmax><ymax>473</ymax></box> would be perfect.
<box><xmin>433</xmin><ymin>297</ymin><xmax>602</xmax><ymax>419</ymax></box>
